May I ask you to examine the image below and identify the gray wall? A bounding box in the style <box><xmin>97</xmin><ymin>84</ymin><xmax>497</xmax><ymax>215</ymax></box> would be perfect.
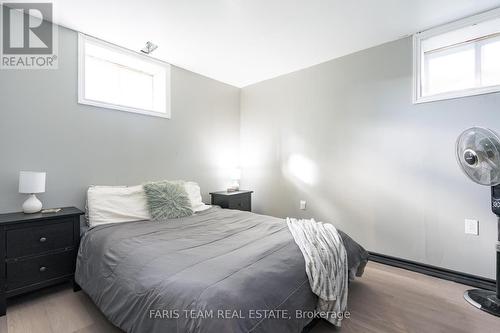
<box><xmin>2</xmin><ymin>24</ymin><xmax>498</xmax><ymax>279</ymax></box>
<box><xmin>0</xmin><ymin>26</ymin><xmax>240</xmax><ymax>213</ymax></box>
<box><xmin>240</xmin><ymin>37</ymin><xmax>500</xmax><ymax>279</ymax></box>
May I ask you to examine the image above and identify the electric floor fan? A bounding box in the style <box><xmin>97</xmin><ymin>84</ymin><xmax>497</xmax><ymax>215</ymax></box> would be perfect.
<box><xmin>456</xmin><ymin>126</ymin><xmax>500</xmax><ymax>316</ymax></box>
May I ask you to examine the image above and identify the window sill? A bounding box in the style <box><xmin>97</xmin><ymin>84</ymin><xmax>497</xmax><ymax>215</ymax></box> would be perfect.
<box><xmin>413</xmin><ymin>84</ymin><xmax>500</xmax><ymax>104</ymax></box>
<box><xmin>78</xmin><ymin>97</ymin><xmax>171</xmax><ymax>119</ymax></box>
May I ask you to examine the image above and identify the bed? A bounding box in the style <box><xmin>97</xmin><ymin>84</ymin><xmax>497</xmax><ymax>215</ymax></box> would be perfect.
<box><xmin>75</xmin><ymin>206</ymin><xmax>368</xmax><ymax>333</ymax></box>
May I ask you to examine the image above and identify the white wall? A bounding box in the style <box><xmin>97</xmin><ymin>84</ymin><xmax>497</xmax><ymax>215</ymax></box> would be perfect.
<box><xmin>240</xmin><ymin>37</ymin><xmax>500</xmax><ymax>279</ymax></box>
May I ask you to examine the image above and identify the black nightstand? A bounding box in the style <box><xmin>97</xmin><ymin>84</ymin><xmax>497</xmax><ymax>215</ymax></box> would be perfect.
<box><xmin>210</xmin><ymin>190</ymin><xmax>253</xmax><ymax>212</ymax></box>
<box><xmin>0</xmin><ymin>207</ymin><xmax>84</xmax><ymax>316</ymax></box>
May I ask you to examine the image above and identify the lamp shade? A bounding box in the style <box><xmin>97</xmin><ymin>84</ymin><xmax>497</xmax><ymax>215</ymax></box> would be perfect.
<box><xmin>19</xmin><ymin>171</ymin><xmax>46</xmax><ymax>194</ymax></box>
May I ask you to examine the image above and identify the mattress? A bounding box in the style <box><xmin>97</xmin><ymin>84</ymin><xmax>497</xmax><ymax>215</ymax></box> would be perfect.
<box><xmin>75</xmin><ymin>206</ymin><xmax>368</xmax><ymax>333</ymax></box>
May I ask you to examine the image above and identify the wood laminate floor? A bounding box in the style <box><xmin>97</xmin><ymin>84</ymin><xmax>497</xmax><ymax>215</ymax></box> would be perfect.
<box><xmin>0</xmin><ymin>262</ymin><xmax>498</xmax><ymax>333</ymax></box>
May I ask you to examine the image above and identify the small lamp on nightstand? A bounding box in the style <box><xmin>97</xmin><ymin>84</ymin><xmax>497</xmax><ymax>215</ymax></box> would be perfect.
<box><xmin>227</xmin><ymin>168</ymin><xmax>241</xmax><ymax>192</ymax></box>
<box><xmin>19</xmin><ymin>171</ymin><xmax>46</xmax><ymax>213</ymax></box>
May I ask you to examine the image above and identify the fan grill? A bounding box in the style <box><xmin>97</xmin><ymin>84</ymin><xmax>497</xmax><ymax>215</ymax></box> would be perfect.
<box><xmin>456</xmin><ymin>127</ymin><xmax>500</xmax><ymax>186</ymax></box>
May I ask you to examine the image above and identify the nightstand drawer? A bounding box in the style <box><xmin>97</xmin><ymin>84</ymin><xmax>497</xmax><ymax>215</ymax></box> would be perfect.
<box><xmin>6</xmin><ymin>219</ymin><xmax>74</xmax><ymax>258</ymax></box>
<box><xmin>228</xmin><ymin>196</ymin><xmax>251</xmax><ymax>211</ymax></box>
<box><xmin>6</xmin><ymin>251</ymin><xmax>74</xmax><ymax>291</ymax></box>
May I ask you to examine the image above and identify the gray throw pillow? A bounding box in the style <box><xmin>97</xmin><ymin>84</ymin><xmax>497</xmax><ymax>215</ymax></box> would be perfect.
<box><xmin>143</xmin><ymin>181</ymin><xmax>193</xmax><ymax>220</ymax></box>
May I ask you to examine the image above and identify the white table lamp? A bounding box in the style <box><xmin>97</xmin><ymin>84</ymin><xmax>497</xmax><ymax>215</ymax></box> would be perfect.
<box><xmin>227</xmin><ymin>168</ymin><xmax>242</xmax><ymax>192</ymax></box>
<box><xmin>19</xmin><ymin>171</ymin><xmax>46</xmax><ymax>213</ymax></box>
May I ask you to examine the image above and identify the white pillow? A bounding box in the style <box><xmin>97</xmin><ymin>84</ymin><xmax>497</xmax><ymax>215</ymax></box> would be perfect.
<box><xmin>87</xmin><ymin>185</ymin><xmax>151</xmax><ymax>227</ymax></box>
<box><xmin>183</xmin><ymin>181</ymin><xmax>211</xmax><ymax>212</ymax></box>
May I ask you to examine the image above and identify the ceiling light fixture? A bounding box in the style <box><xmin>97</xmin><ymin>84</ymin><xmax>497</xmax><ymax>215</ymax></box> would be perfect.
<box><xmin>141</xmin><ymin>41</ymin><xmax>158</xmax><ymax>54</ymax></box>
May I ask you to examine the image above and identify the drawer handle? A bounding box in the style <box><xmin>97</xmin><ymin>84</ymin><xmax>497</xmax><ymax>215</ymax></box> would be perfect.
<box><xmin>39</xmin><ymin>237</ymin><xmax>47</xmax><ymax>243</ymax></box>
<box><xmin>39</xmin><ymin>266</ymin><xmax>47</xmax><ymax>272</ymax></box>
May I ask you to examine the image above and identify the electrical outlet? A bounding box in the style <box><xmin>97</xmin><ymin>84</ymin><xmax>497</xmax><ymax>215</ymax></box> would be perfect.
<box><xmin>465</xmin><ymin>219</ymin><xmax>479</xmax><ymax>235</ymax></box>
<box><xmin>300</xmin><ymin>200</ymin><xmax>306</xmax><ymax>210</ymax></box>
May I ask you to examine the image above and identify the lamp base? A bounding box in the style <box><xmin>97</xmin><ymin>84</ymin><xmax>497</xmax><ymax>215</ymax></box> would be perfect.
<box><xmin>464</xmin><ymin>289</ymin><xmax>500</xmax><ymax>317</ymax></box>
<box><xmin>22</xmin><ymin>194</ymin><xmax>42</xmax><ymax>214</ymax></box>
<box><xmin>227</xmin><ymin>180</ymin><xmax>240</xmax><ymax>192</ymax></box>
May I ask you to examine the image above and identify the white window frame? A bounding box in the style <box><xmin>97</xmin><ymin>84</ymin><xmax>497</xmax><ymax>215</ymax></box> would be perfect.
<box><xmin>78</xmin><ymin>33</ymin><xmax>171</xmax><ymax>118</ymax></box>
<box><xmin>413</xmin><ymin>8</ymin><xmax>500</xmax><ymax>104</ymax></box>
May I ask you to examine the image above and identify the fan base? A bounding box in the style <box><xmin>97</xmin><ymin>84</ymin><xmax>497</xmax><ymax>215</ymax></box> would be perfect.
<box><xmin>464</xmin><ymin>289</ymin><xmax>500</xmax><ymax>317</ymax></box>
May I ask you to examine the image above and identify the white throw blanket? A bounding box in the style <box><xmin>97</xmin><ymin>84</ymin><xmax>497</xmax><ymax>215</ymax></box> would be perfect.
<box><xmin>286</xmin><ymin>218</ymin><xmax>348</xmax><ymax>326</ymax></box>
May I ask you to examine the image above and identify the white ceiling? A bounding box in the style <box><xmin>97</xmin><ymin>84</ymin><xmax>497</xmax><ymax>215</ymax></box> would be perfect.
<box><xmin>53</xmin><ymin>0</ymin><xmax>500</xmax><ymax>87</ymax></box>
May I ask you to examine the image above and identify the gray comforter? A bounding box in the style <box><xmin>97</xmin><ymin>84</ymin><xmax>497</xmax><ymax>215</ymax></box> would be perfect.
<box><xmin>75</xmin><ymin>207</ymin><xmax>368</xmax><ymax>333</ymax></box>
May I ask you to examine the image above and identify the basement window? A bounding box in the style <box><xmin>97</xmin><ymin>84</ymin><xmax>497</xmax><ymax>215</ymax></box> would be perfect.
<box><xmin>78</xmin><ymin>34</ymin><xmax>171</xmax><ymax>118</ymax></box>
<box><xmin>413</xmin><ymin>9</ymin><xmax>500</xmax><ymax>103</ymax></box>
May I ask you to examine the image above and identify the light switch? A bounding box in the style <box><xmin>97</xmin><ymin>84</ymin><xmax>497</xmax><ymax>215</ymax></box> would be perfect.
<box><xmin>300</xmin><ymin>200</ymin><xmax>306</xmax><ymax>210</ymax></box>
<box><xmin>465</xmin><ymin>219</ymin><xmax>479</xmax><ymax>235</ymax></box>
